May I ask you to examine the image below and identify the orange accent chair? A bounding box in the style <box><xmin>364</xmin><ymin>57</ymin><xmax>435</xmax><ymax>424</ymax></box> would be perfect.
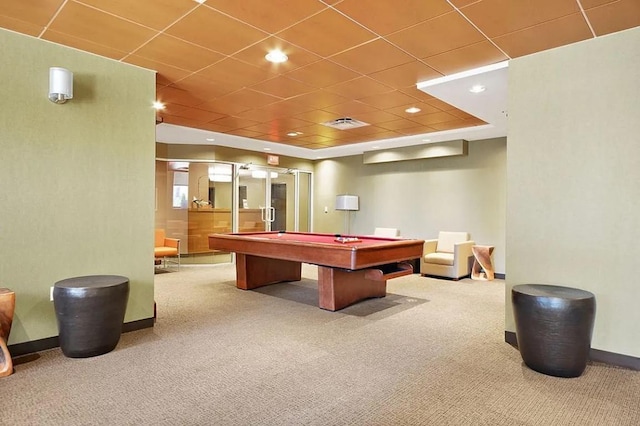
<box><xmin>155</xmin><ymin>229</ymin><xmax>180</xmax><ymax>270</ymax></box>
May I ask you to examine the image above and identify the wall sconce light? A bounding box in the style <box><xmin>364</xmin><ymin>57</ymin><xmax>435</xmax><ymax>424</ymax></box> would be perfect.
<box><xmin>49</xmin><ymin>67</ymin><xmax>73</xmax><ymax>104</ymax></box>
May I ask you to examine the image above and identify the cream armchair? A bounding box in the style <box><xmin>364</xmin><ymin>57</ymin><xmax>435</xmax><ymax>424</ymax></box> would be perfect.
<box><xmin>421</xmin><ymin>232</ymin><xmax>474</xmax><ymax>280</ymax></box>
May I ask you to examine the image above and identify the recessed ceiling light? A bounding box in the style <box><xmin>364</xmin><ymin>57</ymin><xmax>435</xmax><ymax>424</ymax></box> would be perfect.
<box><xmin>469</xmin><ymin>84</ymin><xmax>486</xmax><ymax>93</ymax></box>
<box><xmin>263</xmin><ymin>148</ymin><xmax>271</xmax><ymax>151</ymax></box>
<box><xmin>405</xmin><ymin>107</ymin><xmax>421</xmax><ymax>114</ymax></box>
<box><xmin>205</xmin><ymin>138</ymin><xmax>214</xmax><ymax>142</ymax></box>
<box><xmin>265</xmin><ymin>50</ymin><xmax>288</xmax><ymax>63</ymax></box>
<box><xmin>372</xmin><ymin>146</ymin><xmax>380</xmax><ymax>149</ymax></box>
<box><xmin>422</xmin><ymin>138</ymin><xmax>431</xmax><ymax>142</ymax></box>
<box><xmin>152</xmin><ymin>101</ymin><xmax>165</xmax><ymax>110</ymax></box>
<box><xmin>287</xmin><ymin>132</ymin><xmax>298</xmax><ymax>137</ymax></box>
<box><xmin>193</xmin><ymin>0</ymin><xmax>206</xmax><ymax>4</ymax></box>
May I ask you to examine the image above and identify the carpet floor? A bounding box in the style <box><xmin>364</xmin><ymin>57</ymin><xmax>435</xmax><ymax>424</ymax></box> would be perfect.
<box><xmin>2</xmin><ymin>264</ymin><xmax>639</xmax><ymax>425</ymax></box>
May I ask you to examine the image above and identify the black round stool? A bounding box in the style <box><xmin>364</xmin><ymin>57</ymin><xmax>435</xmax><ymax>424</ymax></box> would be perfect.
<box><xmin>512</xmin><ymin>284</ymin><xmax>596</xmax><ymax>378</ymax></box>
<box><xmin>53</xmin><ymin>275</ymin><xmax>129</xmax><ymax>358</ymax></box>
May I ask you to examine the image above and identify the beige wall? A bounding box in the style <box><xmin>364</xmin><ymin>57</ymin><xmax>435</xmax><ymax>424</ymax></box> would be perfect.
<box><xmin>506</xmin><ymin>27</ymin><xmax>640</xmax><ymax>356</ymax></box>
<box><xmin>0</xmin><ymin>30</ymin><xmax>156</xmax><ymax>345</ymax></box>
<box><xmin>314</xmin><ymin>138</ymin><xmax>507</xmax><ymax>273</ymax></box>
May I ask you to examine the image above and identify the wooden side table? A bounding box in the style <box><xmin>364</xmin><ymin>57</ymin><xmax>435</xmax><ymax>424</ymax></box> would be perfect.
<box><xmin>471</xmin><ymin>245</ymin><xmax>495</xmax><ymax>281</ymax></box>
<box><xmin>0</xmin><ymin>288</ymin><xmax>16</xmax><ymax>377</ymax></box>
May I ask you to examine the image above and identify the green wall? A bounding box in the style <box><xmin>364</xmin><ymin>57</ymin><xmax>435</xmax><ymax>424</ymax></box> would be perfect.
<box><xmin>506</xmin><ymin>27</ymin><xmax>640</xmax><ymax>357</ymax></box>
<box><xmin>314</xmin><ymin>138</ymin><xmax>507</xmax><ymax>273</ymax></box>
<box><xmin>0</xmin><ymin>29</ymin><xmax>156</xmax><ymax>345</ymax></box>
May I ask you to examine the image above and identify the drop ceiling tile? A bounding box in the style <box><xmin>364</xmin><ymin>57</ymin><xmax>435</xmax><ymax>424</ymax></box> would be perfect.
<box><xmin>429</xmin><ymin>118</ymin><xmax>474</xmax><ymax>131</ymax></box>
<box><xmin>216</xmin><ymin>89</ymin><xmax>280</xmax><ymax>109</ymax></box>
<box><xmin>378</xmin><ymin>118</ymin><xmax>422</xmax><ymax>131</ymax></box>
<box><xmin>42</xmin><ymin>29</ymin><xmax>128</xmax><ymax>60</ymax></box>
<box><xmin>162</xmin><ymin>115</ymin><xmax>213</xmax><ymax>129</ymax></box>
<box><xmin>170</xmin><ymin>74</ymin><xmax>236</xmax><ymax>99</ymax></box>
<box><xmin>277</xmin><ymin>8</ymin><xmax>377</xmax><ymax>57</ymax></box>
<box><xmin>322</xmin><ymin>101</ymin><xmax>379</xmax><ymax>116</ymax></box>
<box><xmin>289</xmin><ymin>90</ymin><xmax>350</xmax><ymax>109</ymax></box>
<box><xmin>198</xmin><ymin>57</ymin><xmax>276</xmax><ymax>86</ymax></box>
<box><xmin>369</xmin><ymin>60</ymin><xmax>442</xmax><ymax>89</ymax></box>
<box><xmin>285</xmin><ymin>60</ymin><xmax>360</xmax><ymax>88</ymax></box>
<box><xmin>165</xmin><ymin>6</ymin><xmax>268</xmax><ymax>55</ymax></box>
<box><xmin>423</xmin><ymin>41</ymin><xmax>509</xmax><ymax>74</ymax></box>
<box><xmin>209</xmin><ymin>116</ymin><xmax>261</xmax><ymax>130</ymax></box>
<box><xmin>459</xmin><ymin>0</ymin><xmax>580</xmax><ymax>38</ymax></box>
<box><xmin>330</xmin><ymin>39</ymin><xmax>415</xmax><ymax>75</ymax></box>
<box><xmin>448</xmin><ymin>0</ymin><xmax>479</xmax><ymax>7</ymax></box>
<box><xmin>400</xmin><ymin>125</ymin><xmax>438</xmax><ymax>135</ymax></box>
<box><xmin>585</xmin><ymin>0</ymin><xmax>640</xmax><ymax>36</ymax></box>
<box><xmin>79</xmin><ymin>0</ymin><xmax>197</xmax><ymax>30</ymax></box>
<box><xmin>494</xmin><ymin>13</ymin><xmax>593</xmax><ymax>58</ymax></box>
<box><xmin>135</xmin><ymin>34</ymin><xmax>224</xmax><ymax>72</ymax></box>
<box><xmin>581</xmin><ymin>0</ymin><xmax>617</xmax><ymax>7</ymax></box>
<box><xmin>294</xmin><ymin>134</ymin><xmax>334</xmax><ymax>144</ymax></box>
<box><xmin>410</xmin><ymin>111</ymin><xmax>460</xmax><ymax>126</ymax></box>
<box><xmin>196</xmin><ymin>99</ymin><xmax>251</xmax><ymax>116</ymax></box>
<box><xmin>48</xmin><ymin>1</ymin><xmax>156</xmax><ymax>52</ymax></box>
<box><xmin>0</xmin><ymin>0</ymin><xmax>63</xmax><ymax>27</ymax></box>
<box><xmin>345</xmin><ymin>109</ymin><xmax>400</xmax><ymax>124</ymax></box>
<box><xmin>228</xmin><ymin>129</ymin><xmax>264</xmax><ymax>138</ymax></box>
<box><xmin>207</xmin><ymin>0</ymin><xmax>327</xmax><ymax>33</ymax></box>
<box><xmin>233</xmin><ymin>36</ymin><xmax>321</xmax><ymax>72</ymax></box>
<box><xmin>384</xmin><ymin>102</ymin><xmax>442</xmax><ymax>117</ymax></box>
<box><xmin>335</xmin><ymin>0</ymin><xmax>452</xmax><ymax>35</ymax></box>
<box><xmin>200</xmin><ymin>122</ymin><xmax>235</xmax><ymax>133</ymax></box>
<box><xmin>157</xmin><ymin>103</ymin><xmax>188</xmax><ymax>116</ymax></box>
<box><xmin>169</xmin><ymin>107</ymin><xmax>226</xmax><ymax>123</ymax></box>
<box><xmin>325</xmin><ymin>76</ymin><xmax>394</xmax><ymax>100</ymax></box>
<box><xmin>398</xmin><ymin>87</ymin><xmax>438</xmax><ymax>103</ymax></box>
<box><xmin>387</xmin><ymin>11</ymin><xmax>485</xmax><ymax>58</ymax></box>
<box><xmin>358</xmin><ymin>90</ymin><xmax>417</xmax><ymax>110</ymax></box>
<box><xmin>251</xmin><ymin>75</ymin><xmax>315</xmax><ymax>99</ymax></box>
<box><xmin>259</xmin><ymin>99</ymin><xmax>317</xmax><ymax>118</ymax></box>
<box><xmin>157</xmin><ymin>85</ymin><xmax>210</xmax><ymax>107</ymax></box>
<box><xmin>124</xmin><ymin>55</ymin><xmax>192</xmax><ymax>86</ymax></box>
<box><xmin>0</xmin><ymin>15</ymin><xmax>44</xmax><ymax>36</ymax></box>
<box><xmin>424</xmin><ymin>98</ymin><xmax>457</xmax><ymax>111</ymax></box>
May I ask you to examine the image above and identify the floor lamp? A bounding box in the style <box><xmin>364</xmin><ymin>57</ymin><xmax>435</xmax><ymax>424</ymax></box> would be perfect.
<box><xmin>335</xmin><ymin>195</ymin><xmax>359</xmax><ymax>235</ymax></box>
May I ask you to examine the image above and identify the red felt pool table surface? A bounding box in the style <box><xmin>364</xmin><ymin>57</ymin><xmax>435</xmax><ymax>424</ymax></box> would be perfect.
<box><xmin>209</xmin><ymin>231</ymin><xmax>424</xmax><ymax>311</ymax></box>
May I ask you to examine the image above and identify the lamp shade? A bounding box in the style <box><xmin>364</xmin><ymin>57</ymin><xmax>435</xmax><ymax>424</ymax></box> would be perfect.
<box><xmin>49</xmin><ymin>67</ymin><xmax>73</xmax><ymax>103</ymax></box>
<box><xmin>335</xmin><ymin>195</ymin><xmax>359</xmax><ymax>211</ymax></box>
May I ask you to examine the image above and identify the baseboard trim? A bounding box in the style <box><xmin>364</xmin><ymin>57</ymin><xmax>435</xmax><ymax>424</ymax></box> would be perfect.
<box><xmin>495</xmin><ymin>273</ymin><xmax>505</xmax><ymax>280</ymax></box>
<box><xmin>504</xmin><ymin>331</ymin><xmax>640</xmax><ymax>371</ymax></box>
<box><xmin>8</xmin><ymin>317</ymin><xmax>154</xmax><ymax>358</ymax></box>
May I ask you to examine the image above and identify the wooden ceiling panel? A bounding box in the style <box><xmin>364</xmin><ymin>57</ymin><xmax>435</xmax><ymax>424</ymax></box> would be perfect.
<box><xmin>358</xmin><ymin>90</ymin><xmax>418</xmax><ymax>110</ymax></box>
<box><xmin>325</xmin><ymin>77</ymin><xmax>393</xmax><ymax>100</ymax></box>
<box><xmin>207</xmin><ymin>0</ymin><xmax>326</xmax><ymax>33</ymax></box>
<box><xmin>0</xmin><ymin>16</ymin><xmax>43</xmax><ymax>36</ymax></box>
<box><xmin>0</xmin><ymin>0</ymin><xmax>64</xmax><ymax>27</ymax></box>
<box><xmin>494</xmin><ymin>13</ymin><xmax>593</xmax><ymax>58</ymax></box>
<box><xmin>79</xmin><ymin>0</ymin><xmax>197</xmax><ymax>31</ymax></box>
<box><xmin>198</xmin><ymin>57</ymin><xmax>275</xmax><ymax>87</ymax></box>
<box><xmin>459</xmin><ymin>0</ymin><xmax>581</xmax><ymax>38</ymax></box>
<box><xmin>233</xmin><ymin>37</ymin><xmax>320</xmax><ymax>72</ymax></box>
<box><xmin>124</xmin><ymin>55</ymin><xmax>192</xmax><ymax>86</ymax></box>
<box><xmin>286</xmin><ymin>60</ymin><xmax>360</xmax><ymax>88</ymax></box>
<box><xmin>168</xmin><ymin>107</ymin><xmax>226</xmax><ymax>123</ymax></box>
<box><xmin>423</xmin><ymin>41</ymin><xmax>508</xmax><ymax>75</ymax></box>
<box><xmin>48</xmin><ymin>2</ymin><xmax>156</xmax><ymax>52</ymax></box>
<box><xmin>165</xmin><ymin>6</ymin><xmax>268</xmax><ymax>55</ymax></box>
<box><xmin>2</xmin><ymin>1</ymin><xmax>639</xmax><ymax>151</ymax></box>
<box><xmin>330</xmin><ymin>39</ymin><xmax>415</xmax><ymax>75</ymax></box>
<box><xmin>43</xmin><ymin>30</ymin><xmax>127</xmax><ymax>60</ymax></box>
<box><xmin>369</xmin><ymin>61</ymin><xmax>442</xmax><ymax>89</ymax></box>
<box><xmin>277</xmin><ymin>9</ymin><xmax>377</xmax><ymax>57</ymax></box>
<box><xmin>387</xmin><ymin>12</ymin><xmax>485</xmax><ymax>58</ymax></box>
<box><xmin>250</xmin><ymin>75</ymin><xmax>315</xmax><ymax>99</ymax></box>
<box><xmin>335</xmin><ymin>0</ymin><xmax>453</xmax><ymax>35</ymax></box>
<box><xmin>585</xmin><ymin>0</ymin><xmax>640</xmax><ymax>36</ymax></box>
<box><xmin>289</xmin><ymin>90</ymin><xmax>350</xmax><ymax>110</ymax></box>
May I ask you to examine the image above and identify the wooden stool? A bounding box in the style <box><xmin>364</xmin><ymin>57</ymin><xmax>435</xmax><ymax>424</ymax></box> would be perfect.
<box><xmin>0</xmin><ymin>288</ymin><xmax>16</xmax><ymax>377</ymax></box>
<box><xmin>471</xmin><ymin>245</ymin><xmax>495</xmax><ymax>281</ymax></box>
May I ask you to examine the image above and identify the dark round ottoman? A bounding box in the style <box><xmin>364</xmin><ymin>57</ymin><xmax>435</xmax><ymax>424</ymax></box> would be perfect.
<box><xmin>512</xmin><ymin>284</ymin><xmax>596</xmax><ymax>378</ymax></box>
<box><xmin>53</xmin><ymin>275</ymin><xmax>129</xmax><ymax>358</ymax></box>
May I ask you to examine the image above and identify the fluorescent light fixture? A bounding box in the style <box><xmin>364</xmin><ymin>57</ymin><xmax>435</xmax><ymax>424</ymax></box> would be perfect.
<box><xmin>251</xmin><ymin>171</ymin><xmax>278</xmax><ymax>179</ymax></box>
<box><xmin>417</xmin><ymin>61</ymin><xmax>509</xmax><ymax>89</ymax></box>
<box><xmin>405</xmin><ymin>107</ymin><xmax>421</xmax><ymax>114</ymax></box>
<box><xmin>265</xmin><ymin>50</ymin><xmax>288</xmax><ymax>63</ymax></box>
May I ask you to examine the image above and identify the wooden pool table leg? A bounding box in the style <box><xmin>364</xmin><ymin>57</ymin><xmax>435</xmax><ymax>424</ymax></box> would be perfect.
<box><xmin>236</xmin><ymin>254</ymin><xmax>302</xmax><ymax>290</ymax></box>
<box><xmin>317</xmin><ymin>267</ymin><xmax>387</xmax><ymax>311</ymax></box>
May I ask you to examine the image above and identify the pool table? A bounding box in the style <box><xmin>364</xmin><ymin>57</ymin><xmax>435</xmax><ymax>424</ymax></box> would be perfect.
<box><xmin>208</xmin><ymin>231</ymin><xmax>424</xmax><ymax>311</ymax></box>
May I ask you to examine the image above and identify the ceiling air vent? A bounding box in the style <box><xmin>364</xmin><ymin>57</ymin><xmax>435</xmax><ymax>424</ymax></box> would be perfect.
<box><xmin>321</xmin><ymin>117</ymin><xmax>370</xmax><ymax>130</ymax></box>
